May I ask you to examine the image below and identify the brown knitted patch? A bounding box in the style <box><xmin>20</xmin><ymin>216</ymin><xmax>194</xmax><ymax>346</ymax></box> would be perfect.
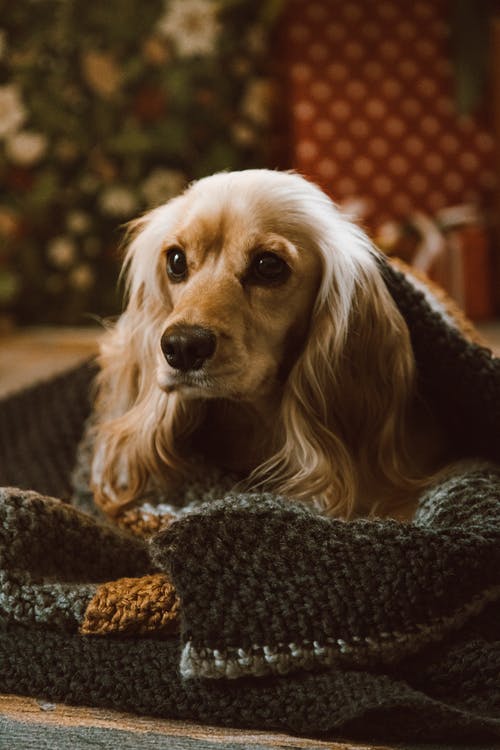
<box><xmin>389</xmin><ymin>257</ymin><xmax>486</xmax><ymax>346</ymax></box>
<box><xmin>116</xmin><ymin>509</ymin><xmax>177</xmax><ymax>537</ymax></box>
<box><xmin>81</xmin><ymin>573</ymin><xmax>180</xmax><ymax>636</ymax></box>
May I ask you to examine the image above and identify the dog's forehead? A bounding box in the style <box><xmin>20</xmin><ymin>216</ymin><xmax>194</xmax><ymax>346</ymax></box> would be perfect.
<box><xmin>175</xmin><ymin>192</ymin><xmax>269</xmax><ymax>257</ymax></box>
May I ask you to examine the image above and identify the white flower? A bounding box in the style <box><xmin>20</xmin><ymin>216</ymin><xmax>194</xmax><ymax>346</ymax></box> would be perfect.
<box><xmin>69</xmin><ymin>264</ymin><xmax>94</xmax><ymax>291</ymax></box>
<box><xmin>67</xmin><ymin>211</ymin><xmax>91</xmax><ymax>235</ymax></box>
<box><xmin>47</xmin><ymin>237</ymin><xmax>77</xmax><ymax>269</ymax></box>
<box><xmin>142</xmin><ymin>168</ymin><xmax>186</xmax><ymax>206</ymax></box>
<box><xmin>5</xmin><ymin>130</ymin><xmax>47</xmax><ymax>166</ymax></box>
<box><xmin>156</xmin><ymin>0</ymin><xmax>220</xmax><ymax>57</ymax></box>
<box><xmin>241</xmin><ymin>79</ymin><xmax>273</xmax><ymax>125</ymax></box>
<box><xmin>99</xmin><ymin>186</ymin><xmax>137</xmax><ymax>218</ymax></box>
<box><xmin>0</xmin><ymin>85</ymin><xmax>27</xmax><ymax>139</ymax></box>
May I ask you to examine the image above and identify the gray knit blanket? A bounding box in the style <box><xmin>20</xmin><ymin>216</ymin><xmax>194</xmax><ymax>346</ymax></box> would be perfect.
<box><xmin>1</xmin><ymin>261</ymin><xmax>500</xmax><ymax>743</ymax></box>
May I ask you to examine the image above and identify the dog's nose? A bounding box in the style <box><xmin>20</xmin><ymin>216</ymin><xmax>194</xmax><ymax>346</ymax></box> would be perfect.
<box><xmin>161</xmin><ymin>325</ymin><xmax>216</xmax><ymax>372</ymax></box>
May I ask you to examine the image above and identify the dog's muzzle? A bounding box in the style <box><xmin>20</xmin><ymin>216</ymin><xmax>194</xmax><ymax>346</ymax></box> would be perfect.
<box><xmin>161</xmin><ymin>324</ymin><xmax>216</xmax><ymax>372</ymax></box>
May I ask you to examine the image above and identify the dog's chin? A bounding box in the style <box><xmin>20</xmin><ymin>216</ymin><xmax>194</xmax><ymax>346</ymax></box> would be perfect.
<box><xmin>156</xmin><ymin>365</ymin><xmax>241</xmax><ymax>400</ymax></box>
<box><xmin>156</xmin><ymin>364</ymin><xmax>276</xmax><ymax>402</ymax></box>
<box><xmin>157</xmin><ymin>368</ymin><xmax>212</xmax><ymax>398</ymax></box>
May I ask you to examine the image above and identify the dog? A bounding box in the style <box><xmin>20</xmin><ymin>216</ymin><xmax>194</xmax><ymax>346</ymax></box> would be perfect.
<box><xmin>91</xmin><ymin>169</ymin><xmax>451</xmax><ymax>521</ymax></box>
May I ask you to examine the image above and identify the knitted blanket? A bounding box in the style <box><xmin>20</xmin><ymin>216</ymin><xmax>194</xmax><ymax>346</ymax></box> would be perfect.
<box><xmin>1</xmin><ymin>261</ymin><xmax>500</xmax><ymax>743</ymax></box>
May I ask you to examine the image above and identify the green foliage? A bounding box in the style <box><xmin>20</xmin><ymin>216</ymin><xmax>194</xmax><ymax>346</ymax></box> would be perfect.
<box><xmin>0</xmin><ymin>0</ymin><xmax>278</xmax><ymax>324</ymax></box>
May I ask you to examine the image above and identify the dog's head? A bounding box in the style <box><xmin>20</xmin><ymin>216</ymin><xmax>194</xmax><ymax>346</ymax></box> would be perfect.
<box><xmin>153</xmin><ymin>172</ymin><xmax>324</xmax><ymax>401</ymax></box>
<box><xmin>93</xmin><ymin>170</ymin><xmax>416</xmax><ymax>517</ymax></box>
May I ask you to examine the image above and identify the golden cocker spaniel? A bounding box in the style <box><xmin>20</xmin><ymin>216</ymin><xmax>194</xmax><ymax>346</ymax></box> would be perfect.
<box><xmin>91</xmin><ymin>170</ymin><xmax>449</xmax><ymax>520</ymax></box>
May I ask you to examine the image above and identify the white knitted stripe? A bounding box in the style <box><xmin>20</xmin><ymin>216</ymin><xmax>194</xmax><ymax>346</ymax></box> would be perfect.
<box><xmin>180</xmin><ymin>584</ymin><xmax>500</xmax><ymax>680</ymax></box>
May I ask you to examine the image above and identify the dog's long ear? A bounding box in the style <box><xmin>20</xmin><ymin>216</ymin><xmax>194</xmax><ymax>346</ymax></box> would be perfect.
<box><xmin>91</xmin><ymin>201</ymin><xmax>199</xmax><ymax>516</ymax></box>
<box><xmin>258</xmin><ymin>220</ymin><xmax>417</xmax><ymax>518</ymax></box>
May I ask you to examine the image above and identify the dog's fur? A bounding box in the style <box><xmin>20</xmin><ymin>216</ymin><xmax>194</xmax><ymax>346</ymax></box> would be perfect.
<box><xmin>91</xmin><ymin>170</ymin><xmax>448</xmax><ymax>520</ymax></box>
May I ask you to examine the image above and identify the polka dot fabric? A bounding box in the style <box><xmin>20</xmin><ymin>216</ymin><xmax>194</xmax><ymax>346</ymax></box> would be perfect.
<box><xmin>280</xmin><ymin>0</ymin><xmax>497</xmax><ymax>229</ymax></box>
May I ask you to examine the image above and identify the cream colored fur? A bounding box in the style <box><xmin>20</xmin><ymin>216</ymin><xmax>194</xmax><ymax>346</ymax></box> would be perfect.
<box><xmin>91</xmin><ymin>170</ymin><xmax>442</xmax><ymax>519</ymax></box>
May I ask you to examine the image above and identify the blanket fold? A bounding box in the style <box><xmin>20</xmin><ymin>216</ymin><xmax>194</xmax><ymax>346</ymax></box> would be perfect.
<box><xmin>1</xmin><ymin>619</ymin><xmax>499</xmax><ymax>743</ymax></box>
<box><xmin>151</xmin><ymin>465</ymin><xmax>500</xmax><ymax>681</ymax></box>
<box><xmin>0</xmin><ymin>487</ymin><xmax>151</xmax><ymax>631</ymax></box>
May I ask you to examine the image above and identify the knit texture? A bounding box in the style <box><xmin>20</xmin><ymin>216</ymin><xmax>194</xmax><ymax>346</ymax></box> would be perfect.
<box><xmin>0</xmin><ymin>487</ymin><xmax>151</xmax><ymax>631</ymax></box>
<box><xmin>81</xmin><ymin>573</ymin><xmax>179</xmax><ymax>636</ymax></box>
<box><xmin>0</xmin><ymin>475</ymin><xmax>499</xmax><ymax>742</ymax></box>
<box><xmin>153</xmin><ymin>470</ymin><xmax>500</xmax><ymax>682</ymax></box>
<box><xmin>378</xmin><ymin>258</ymin><xmax>500</xmax><ymax>462</ymax></box>
<box><xmin>0</xmin><ymin>361</ymin><xmax>97</xmax><ymax>498</ymax></box>
<box><xmin>0</xmin><ymin>261</ymin><xmax>499</xmax><ymax>742</ymax></box>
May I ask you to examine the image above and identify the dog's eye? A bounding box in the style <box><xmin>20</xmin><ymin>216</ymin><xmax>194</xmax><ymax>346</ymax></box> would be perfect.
<box><xmin>249</xmin><ymin>252</ymin><xmax>289</xmax><ymax>284</ymax></box>
<box><xmin>166</xmin><ymin>247</ymin><xmax>187</xmax><ymax>281</ymax></box>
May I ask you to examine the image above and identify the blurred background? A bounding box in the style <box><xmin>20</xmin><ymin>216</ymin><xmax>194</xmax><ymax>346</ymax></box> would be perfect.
<box><xmin>0</xmin><ymin>0</ymin><xmax>499</xmax><ymax>391</ymax></box>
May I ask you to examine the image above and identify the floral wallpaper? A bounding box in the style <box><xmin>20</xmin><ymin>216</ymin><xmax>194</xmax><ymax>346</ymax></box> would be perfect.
<box><xmin>0</xmin><ymin>0</ymin><xmax>280</xmax><ymax>324</ymax></box>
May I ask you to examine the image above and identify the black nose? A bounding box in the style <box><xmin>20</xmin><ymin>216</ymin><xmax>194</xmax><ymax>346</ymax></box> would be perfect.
<box><xmin>161</xmin><ymin>325</ymin><xmax>216</xmax><ymax>372</ymax></box>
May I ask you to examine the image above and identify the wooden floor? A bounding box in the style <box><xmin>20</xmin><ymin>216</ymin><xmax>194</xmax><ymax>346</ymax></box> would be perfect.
<box><xmin>1</xmin><ymin>323</ymin><xmax>499</xmax><ymax>748</ymax></box>
<box><xmin>0</xmin><ymin>695</ymin><xmax>413</xmax><ymax>750</ymax></box>
<box><xmin>0</xmin><ymin>326</ymin><xmax>100</xmax><ymax>398</ymax></box>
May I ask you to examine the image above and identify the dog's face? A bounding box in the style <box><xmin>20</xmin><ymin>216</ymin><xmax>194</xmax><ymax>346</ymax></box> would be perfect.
<box><xmin>154</xmin><ymin>184</ymin><xmax>322</xmax><ymax>402</ymax></box>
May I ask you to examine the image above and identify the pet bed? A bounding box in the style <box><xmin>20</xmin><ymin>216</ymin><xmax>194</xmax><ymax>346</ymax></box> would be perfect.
<box><xmin>0</xmin><ymin>259</ymin><xmax>499</xmax><ymax>743</ymax></box>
